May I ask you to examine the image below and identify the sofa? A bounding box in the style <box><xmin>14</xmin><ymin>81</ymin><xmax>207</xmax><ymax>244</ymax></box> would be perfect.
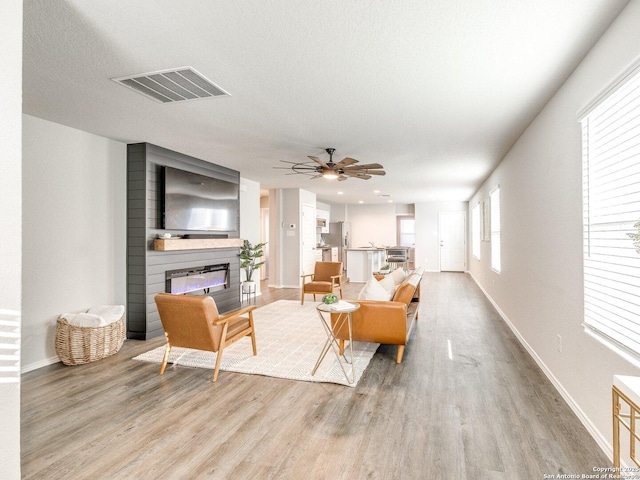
<box><xmin>332</xmin><ymin>268</ymin><xmax>423</xmax><ymax>363</ymax></box>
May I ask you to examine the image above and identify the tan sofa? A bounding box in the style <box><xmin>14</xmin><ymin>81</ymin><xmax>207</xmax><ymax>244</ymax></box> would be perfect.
<box><xmin>332</xmin><ymin>269</ymin><xmax>423</xmax><ymax>363</ymax></box>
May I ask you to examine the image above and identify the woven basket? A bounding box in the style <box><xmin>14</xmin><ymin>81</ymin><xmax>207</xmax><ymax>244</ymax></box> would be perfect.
<box><xmin>55</xmin><ymin>315</ymin><xmax>126</xmax><ymax>365</ymax></box>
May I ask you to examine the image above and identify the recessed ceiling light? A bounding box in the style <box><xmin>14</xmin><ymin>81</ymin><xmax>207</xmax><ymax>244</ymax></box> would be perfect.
<box><xmin>388</xmin><ymin>200</ymin><xmax>393</xmax><ymax>203</ymax></box>
<box><xmin>358</xmin><ymin>200</ymin><xmax>364</xmax><ymax>204</ymax></box>
<box><xmin>337</xmin><ymin>191</ymin><xmax>344</xmax><ymax>195</ymax></box>
<box><xmin>373</xmin><ymin>190</ymin><xmax>380</xmax><ymax>194</ymax></box>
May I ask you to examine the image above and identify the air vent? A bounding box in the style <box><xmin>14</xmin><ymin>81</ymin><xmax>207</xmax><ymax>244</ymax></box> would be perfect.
<box><xmin>112</xmin><ymin>67</ymin><xmax>230</xmax><ymax>103</ymax></box>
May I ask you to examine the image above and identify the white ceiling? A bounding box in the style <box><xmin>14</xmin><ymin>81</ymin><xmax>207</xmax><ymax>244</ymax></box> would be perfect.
<box><xmin>22</xmin><ymin>0</ymin><xmax>630</xmax><ymax>205</ymax></box>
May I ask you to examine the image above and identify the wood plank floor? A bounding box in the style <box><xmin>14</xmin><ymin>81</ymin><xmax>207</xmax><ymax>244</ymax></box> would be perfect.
<box><xmin>21</xmin><ymin>273</ymin><xmax>609</xmax><ymax>479</ymax></box>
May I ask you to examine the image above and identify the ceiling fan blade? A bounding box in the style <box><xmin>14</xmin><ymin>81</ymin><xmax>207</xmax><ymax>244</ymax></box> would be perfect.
<box><xmin>361</xmin><ymin>170</ymin><xmax>386</xmax><ymax>175</ymax></box>
<box><xmin>352</xmin><ymin>174</ymin><xmax>372</xmax><ymax>180</ymax></box>
<box><xmin>308</xmin><ymin>155</ymin><xmax>329</xmax><ymax>169</ymax></box>
<box><xmin>344</xmin><ymin>163</ymin><xmax>383</xmax><ymax>170</ymax></box>
<box><xmin>337</xmin><ymin>175</ymin><xmax>348</xmax><ymax>181</ymax></box>
<box><xmin>334</xmin><ymin>157</ymin><xmax>359</xmax><ymax>168</ymax></box>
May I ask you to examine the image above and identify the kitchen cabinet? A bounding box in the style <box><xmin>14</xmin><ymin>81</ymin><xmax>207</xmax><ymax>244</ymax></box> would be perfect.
<box><xmin>316</xmin><ymin>208</ymin><xmax>330</xmax><ymax>233</ymax></box>
<box><xmin>345</xmin><ymin>248</ymin><xmax>386</xmax><ymax>282</ymax></box>
<box><xmin>331</xmin><ymin>247</ymin><xmax>338</xmax><ymax>262</ymax></box>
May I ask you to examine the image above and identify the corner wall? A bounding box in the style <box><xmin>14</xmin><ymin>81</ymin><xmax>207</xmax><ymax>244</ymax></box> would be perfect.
<box><xmin>1</xmin><ymin>2</ymin><xmax>22</xmax><ymax>477</ymax></box>
<box><xmin>468</xmin><ymin>0</ymin><xmax>640</xmax><ymax>457</ymax></box>
<box><xmin>22</xmin><ymin>115</ymin><xmax>127</xmax><ymax>371</ymax></box>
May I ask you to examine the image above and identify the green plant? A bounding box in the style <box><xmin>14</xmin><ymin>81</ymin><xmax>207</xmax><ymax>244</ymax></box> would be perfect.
<box><xmin>380</xmin><ymin>264</ymin><xmax>390</xmax><ymax>271</ymax></box>
<box><xmin>628</xmin><ymin>221</ymin><xmax>640</xmax><ymax>255</ymax></box>
<box><xmin>239</xmin><ymin>240</ymin><xmax>267</xmax><ymax>282</ymax></box>
<box><xmin>322</xmin><ymin>293</ymin><xmax>338</xmax><ymax>304</ymax></box>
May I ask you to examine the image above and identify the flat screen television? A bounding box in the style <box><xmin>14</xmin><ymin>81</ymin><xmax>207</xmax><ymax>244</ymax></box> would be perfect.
<box><xmin>163</xmin><ymin>166</ymin><xmax>239</xmax><ymax>232</ymax></box>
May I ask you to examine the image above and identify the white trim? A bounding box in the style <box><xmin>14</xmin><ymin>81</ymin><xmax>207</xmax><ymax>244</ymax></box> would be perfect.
<box><xmin>583</xmin><ymin>323</ymin><xmax>640</xmax><ymax>370</ymax></box>
<box><xmin>468</xmin><ymin>272</ymin><xmax>612</xmax><ymax>462</ymax></box>
<box><xmin>21</xmin><ymin>356</ymin><xmax>60</xmax><ymax>374</ymax></box>
<box><xmin>578</xmin><ymin>54</ymin><xmax>640</xmax><ymax>120</ymax></box>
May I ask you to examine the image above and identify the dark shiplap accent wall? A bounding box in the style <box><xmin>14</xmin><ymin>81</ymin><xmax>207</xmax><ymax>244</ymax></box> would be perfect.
<box><xmin>127</xmin><ymin>143</ymin><xmax>241</xmax><ymax>340</ymax></box>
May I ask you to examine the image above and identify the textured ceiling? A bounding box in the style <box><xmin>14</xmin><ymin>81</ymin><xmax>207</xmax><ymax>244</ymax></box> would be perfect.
<box><xmin>22</xmin><ymin>0</ymin><xmax>630</xmax><ymax>205</ymax></box>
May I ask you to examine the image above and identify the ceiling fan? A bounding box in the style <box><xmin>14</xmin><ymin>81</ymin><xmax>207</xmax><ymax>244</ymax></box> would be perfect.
<box><xmin>276</xmin><ymin>148</ymin><xmax>386</xmax><ymax>181</ymax></box>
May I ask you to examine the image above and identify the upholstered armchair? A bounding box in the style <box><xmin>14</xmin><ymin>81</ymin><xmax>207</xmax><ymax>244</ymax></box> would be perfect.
<box><xmin>154</xmin><ymin>293</ymin><xmax>257</xmax><ymax>382</ymax></box>
<box><xmin>300</xmin><ymin>261</ymin><xmax>343</xmax><ymax>305</ymax></box>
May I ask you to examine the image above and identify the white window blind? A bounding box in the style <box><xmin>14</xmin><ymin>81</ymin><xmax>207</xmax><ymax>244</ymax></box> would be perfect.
<box><xmin>490</xmin><ymin>186</ymin><xmax>501</xmax><ymax>272</ymax></box>
<box><xmin>581</xmin><ymin>65</ymin><xmax>640</xmax><ymax>357</ymax></box>
<box><xmin>472</xmin><ymin>203</ymin><xmax>481</xmax><ymax>259</ymax></box>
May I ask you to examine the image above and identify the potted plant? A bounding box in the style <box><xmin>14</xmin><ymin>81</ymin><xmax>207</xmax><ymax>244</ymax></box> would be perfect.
<box><xmin>239</xmin><ymin>239</ymin><xmax>267</xmax><ymax>293</ymax></box>
<box><xmin>629</xmin><ymin>221</ymin><xmax>640</xmax><ymax>255</ymax></box>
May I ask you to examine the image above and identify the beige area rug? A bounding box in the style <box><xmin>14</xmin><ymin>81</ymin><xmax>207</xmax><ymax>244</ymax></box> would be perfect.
<box><xmin>133</xmin><ymin>300</ymin><xmax>379</xmax><ymax>387</ymax></box>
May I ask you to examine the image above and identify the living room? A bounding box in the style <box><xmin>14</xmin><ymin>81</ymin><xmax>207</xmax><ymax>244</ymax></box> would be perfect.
<box><xmin>5</xmin><ymin>1</ymin><xmax>640</xmax><ymax>478</ymax></box>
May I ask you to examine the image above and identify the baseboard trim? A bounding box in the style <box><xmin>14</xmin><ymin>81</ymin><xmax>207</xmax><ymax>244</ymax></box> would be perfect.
<box><xmin>22</xmin><ymin>356</ymin><xmax>60</xmax><ymax>374</ymax></box>
<box><xmin>467</xmin><ymin>272</ymin><xmax>612</xmax><ymax>461</ymax></box>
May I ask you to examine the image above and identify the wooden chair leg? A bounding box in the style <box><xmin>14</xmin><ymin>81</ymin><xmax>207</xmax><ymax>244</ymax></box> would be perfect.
<box><xmin>249</xmin><ymin>312</ymin><xmax>257</xmax><ymax>356</ymax></box>
<box><xmin>339</xmin><ymin>339</ymin><xmax>345</xmax><ymax>356</ymax></box>
<box><xmin>159</xmin><ymin>339</ymin><xmax>171</xmax><ymax>375</ymax></box>
<box><xmin>396</xmin><ymin>345</ymin><xmax>405</xmax><ymax>364</ymax></box>
<box><xmin>213</xmin><ymin>323</ymin><xmax>229</xmax><ymax>382</ymax></box>
<box><xmin>301</xmin><ymin>290</ymin><xmax>305</xmax><ymax>305</ymax></box>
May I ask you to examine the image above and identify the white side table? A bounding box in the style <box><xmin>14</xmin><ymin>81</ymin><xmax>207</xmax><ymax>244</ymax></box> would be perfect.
<box><xmin>312</xmin><ymin>301</ymin><xmax>360</xmax><ymax>384</ymax></box>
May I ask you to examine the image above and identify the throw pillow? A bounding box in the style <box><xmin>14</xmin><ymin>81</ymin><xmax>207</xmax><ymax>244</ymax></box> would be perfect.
<box><xmin>378</xmin><ymin>274</ymin><xmax>397</xmax><ymax>299</ymax></box>
<box><xmin>390</xmin><ymin>267</ymin><xmax>407</xmax><ymax>285</ymax></box>
<box><xmin>358</xmin><ymin>274</ymin><xmax>392</xmax><ymax>301</ymax></box>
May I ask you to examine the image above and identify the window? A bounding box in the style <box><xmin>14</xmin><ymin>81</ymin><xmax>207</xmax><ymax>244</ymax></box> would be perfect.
<box><xmin>472</xmin><ymin>203</ymin><xmax>481</xmax><ymax>259</ymax></box>
<box><xmin>397</xmin><ymin>215</ymin><xmax>415</xmax><ymax>247</ymax></box>
<box><xmin>490</xmin><ymin>186</ymin><xmax>501</xmax><ymax>272</ymax></box>
<box><xmin>581</xmin><ymin>64</ymin><xmax>640</xmax><ymax>359</ymax></box>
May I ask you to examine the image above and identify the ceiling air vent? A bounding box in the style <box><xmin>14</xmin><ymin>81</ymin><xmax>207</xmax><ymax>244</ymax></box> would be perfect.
<box><xmin>111</xmin><ymin>67</ymin><xmax>230</xmax><ymax>103</ymax></box>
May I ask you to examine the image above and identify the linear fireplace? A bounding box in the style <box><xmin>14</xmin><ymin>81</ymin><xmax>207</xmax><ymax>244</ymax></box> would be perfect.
<box><xmin>165</xmin><ymin>263</ymin><xmax>230</xmax><ymax>295</ymax></box>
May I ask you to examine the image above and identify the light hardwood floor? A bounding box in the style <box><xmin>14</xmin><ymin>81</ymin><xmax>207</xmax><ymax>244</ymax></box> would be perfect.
<box><xmin>21</xmin><ymin>273</ymin><xmax>609</xmax><ymax>479</ymax></box>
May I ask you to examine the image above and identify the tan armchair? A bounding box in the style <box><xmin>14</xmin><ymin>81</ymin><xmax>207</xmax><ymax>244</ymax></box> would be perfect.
<box><xmin>154</xmin><ymin>293</ymin><xmax>257</xmax><ymax>382</ymax></box>
<box><xmin>301</xmin><ymin>261</ymin><xmax>343</xmax><ymax>305</ymax></box>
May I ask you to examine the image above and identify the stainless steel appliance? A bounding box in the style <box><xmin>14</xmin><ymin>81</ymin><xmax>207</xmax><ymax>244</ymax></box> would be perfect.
<box><xmin>324</xmin><ymin>222</ymin><xmax>351</xmax><ymax>268</ymax></box>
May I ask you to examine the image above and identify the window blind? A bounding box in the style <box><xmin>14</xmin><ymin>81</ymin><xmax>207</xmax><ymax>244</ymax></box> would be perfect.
<box><xmin>490</xmin><ymin>186</ymin><xmax>501</xmax><ymax>272</ymax></box>
<box><xmin>582</xmin><ymin>66</ymin><xmax>640</xmax><ymax>356</ymax></box>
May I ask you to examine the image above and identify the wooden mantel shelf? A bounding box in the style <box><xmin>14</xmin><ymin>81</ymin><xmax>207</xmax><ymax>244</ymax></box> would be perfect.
<box><xmin>153</xmin><ymin>238</ymin><xmax>244</xmax><ymax>251</ymax></box>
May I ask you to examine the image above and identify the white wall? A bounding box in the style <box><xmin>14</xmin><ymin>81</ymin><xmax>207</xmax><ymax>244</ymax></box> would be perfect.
<box><xmin>22</xmin><ymin>115</ymin><xmax>127</xmax><ymax>371</ymax></box>
<box><xmin>0</xmin><ymin>2</ymin><xmax>22</xmax><ymax>477</ymax></box>
<box><xmin>268</xmin><ymin>188</ymin><xmax>316</xmax><ymax>288</ymax></box>
<box><xmin>468</xmin><ymin>0</ymin><xmax>640</xmax><ymax>458</ymax></box>
<box><xmin>415</xmin><ymin>201</ymin><xmax>468</xmax><ymax>272</ymax></box>
<box><xmin>240</xmin><ymin>177</ymin><xmax>262</xmax><ymax>295</ymax></box>
<box><xmin>348</xmin><ymin>204</ymin><xmax>397</xmax><ymax>248</ymax></box>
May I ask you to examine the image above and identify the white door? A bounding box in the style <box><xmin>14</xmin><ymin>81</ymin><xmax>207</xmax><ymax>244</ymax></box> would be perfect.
<box><xmin>302</xmin><ymin>204</ymin><xmax>317</xmax><ymax>276</ymax></box>
<box><xmin>439</xmin><ymin>211</ymin><xmax>466</xmax><ymax>272</ymax></box>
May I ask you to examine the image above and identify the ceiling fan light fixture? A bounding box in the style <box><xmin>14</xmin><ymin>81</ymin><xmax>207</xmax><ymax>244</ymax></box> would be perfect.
<box><xmin>275</xmin><ymin>148</ymin><xmax>385</xmax><ymax>182</ymax></box>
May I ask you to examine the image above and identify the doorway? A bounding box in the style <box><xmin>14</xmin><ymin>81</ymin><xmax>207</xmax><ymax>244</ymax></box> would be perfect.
<box><xmin>302</xmin><ymin>204</ymin><xmax>317</xmax><ymax>276</ymax></box>
<box><xmin>439</xmin><ymin>211</ymin><xmax>466</xmax><ymax>272</ymax></box>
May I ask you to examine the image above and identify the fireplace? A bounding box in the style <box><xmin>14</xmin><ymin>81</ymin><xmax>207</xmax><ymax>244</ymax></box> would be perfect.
<box><xmin>165</xmin><ymin>263</ymin><xmax>230</xmax><ymax>295</ymax></box>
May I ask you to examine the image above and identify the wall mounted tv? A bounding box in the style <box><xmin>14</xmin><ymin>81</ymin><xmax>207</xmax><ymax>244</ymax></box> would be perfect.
<box><xmin>163</xmin><ymin>166</ymin><xmax>239</xmax><ymax>232</ymax></box>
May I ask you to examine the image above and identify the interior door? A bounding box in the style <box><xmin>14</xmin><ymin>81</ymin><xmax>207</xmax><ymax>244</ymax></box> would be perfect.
<box><xmin>439</xmin><ymin>211</ymin><xmax>466</xmax><ymax>272</ymax></box>
<box><xmin>302</xmin><ymin>204</ymin><xmax>317</xmax><ymax>276</ymax></box>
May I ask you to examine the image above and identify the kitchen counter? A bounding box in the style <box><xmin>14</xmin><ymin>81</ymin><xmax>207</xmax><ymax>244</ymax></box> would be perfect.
<box><xmin>346</xmin><ymin>248</ymin><xmax>386</xmax><ymax>282</ymax></box>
